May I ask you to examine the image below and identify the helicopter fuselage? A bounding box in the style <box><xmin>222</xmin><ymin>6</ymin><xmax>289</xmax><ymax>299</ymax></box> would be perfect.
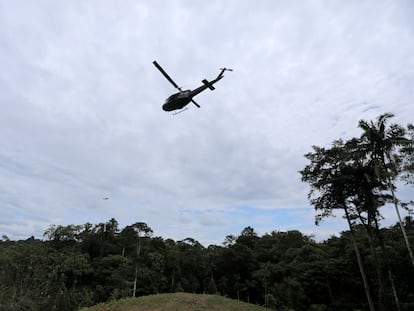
<box><xmin>153</xmin><ymin>60</ymin><xmax>231</xmax><ymax>112</ymax></box>
<box><xmin>162</xmin><ymin>75</ymin><xmax>224</xmax><ymax>111</ymax></box>
<box><xmin>162</xmin><ymin>90</ymin><xmax>192</xmax><ymax>111</ymax></box>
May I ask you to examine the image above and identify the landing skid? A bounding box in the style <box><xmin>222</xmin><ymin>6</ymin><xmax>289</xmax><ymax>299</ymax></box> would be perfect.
<box><xmin>172</xmin><ymin>107</ymin><xmax>188</xmax><ymax>115</ymax></box>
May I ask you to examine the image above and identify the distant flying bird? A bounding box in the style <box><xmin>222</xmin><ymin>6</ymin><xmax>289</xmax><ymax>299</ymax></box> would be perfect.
<box><xmin>102</xmin><ymin>197</ymin><xmax>109</xmax><ymax>200</ymax></box>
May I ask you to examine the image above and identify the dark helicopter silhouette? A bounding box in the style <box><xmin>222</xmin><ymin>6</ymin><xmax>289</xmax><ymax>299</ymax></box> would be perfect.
<box><xmin>153</xmin><ymin>60</ymin><xmax>232</xmax><ymax>113</ymax></box>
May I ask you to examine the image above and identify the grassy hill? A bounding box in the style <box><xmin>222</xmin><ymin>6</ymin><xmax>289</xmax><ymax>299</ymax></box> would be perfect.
<box><xmin>80</xmin><ymin>292</ymin><xmax>268</xmax><ymax>311</ymax></box>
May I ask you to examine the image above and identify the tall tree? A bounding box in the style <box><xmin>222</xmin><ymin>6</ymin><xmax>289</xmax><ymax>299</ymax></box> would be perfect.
<box><xmin>124</xmin><ymin>222</ymin><xmax>153</xmax><ymax>297</ymax></box>
<box><xmin>359</xmin><ymin>113</ymin><xmax>414</xmax><ymax>268</ymax></box>
<box><xmin>301</xmin><ymin>139</ymin><xmax>376</xmax><ymax>311</ymax></box>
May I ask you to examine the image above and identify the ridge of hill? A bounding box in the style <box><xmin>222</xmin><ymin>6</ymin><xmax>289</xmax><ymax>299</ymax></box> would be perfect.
<box><xmin>80</xmin><ymin>292</ymin><xmax>268</xmax><ymax>311</ymax></box>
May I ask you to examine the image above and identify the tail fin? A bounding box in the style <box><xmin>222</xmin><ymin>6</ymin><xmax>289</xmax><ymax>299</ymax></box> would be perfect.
<box><xmin>202</xmin><ymin>79</ymin><xmax>215</xmax><ymax>90</ymax></box>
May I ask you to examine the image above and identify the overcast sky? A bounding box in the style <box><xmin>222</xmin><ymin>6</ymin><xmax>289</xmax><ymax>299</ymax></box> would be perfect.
<box><xmin>1</xmin><ymin>1</ymin><xmax>414</xmax><ymax>245</ymax></box>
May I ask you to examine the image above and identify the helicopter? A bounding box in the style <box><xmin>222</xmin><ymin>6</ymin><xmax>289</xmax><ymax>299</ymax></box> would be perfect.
<box><xmin>153</xmin><ymin>60</ymin><xmax>232</xmax><ymax>113</ymax></box>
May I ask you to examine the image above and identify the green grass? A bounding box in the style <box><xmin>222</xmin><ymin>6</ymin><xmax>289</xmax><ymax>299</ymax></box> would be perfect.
<box><xmin>80</xmin><ymin>292</ymin><xmax>268</xmax><ymax>311</ymax></box>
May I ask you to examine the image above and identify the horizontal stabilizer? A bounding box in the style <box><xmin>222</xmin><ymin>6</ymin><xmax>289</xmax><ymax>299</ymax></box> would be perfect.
<box><xmin>202</xmin><ymin>79</ymin><xmax>215</xmax><ymax>90</ymax></box>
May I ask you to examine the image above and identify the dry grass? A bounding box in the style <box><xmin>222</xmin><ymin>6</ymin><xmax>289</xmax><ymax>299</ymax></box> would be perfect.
<box><xmin>80</xmin><ymin>292</ymin><xmax>268</xmax><ymax>311</ymax></box>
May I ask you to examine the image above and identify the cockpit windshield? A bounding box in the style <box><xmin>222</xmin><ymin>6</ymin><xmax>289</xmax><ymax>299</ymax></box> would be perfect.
<box><xmin>166</xmin><ymin>93</ymin><xmax>180</xmax><ymax>102</ymax></box>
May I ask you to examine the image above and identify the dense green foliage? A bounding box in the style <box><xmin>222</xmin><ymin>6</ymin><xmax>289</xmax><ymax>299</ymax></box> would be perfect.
<box><xmin>0</xmin><ymin>219</ymin><xmax>413</xmax><ymax>310</ymax></box>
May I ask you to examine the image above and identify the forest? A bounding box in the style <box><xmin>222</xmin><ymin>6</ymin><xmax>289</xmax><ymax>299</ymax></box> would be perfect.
<box><xmin>1</xmin><ymin>113</ymin><xmax>414</xmax><ymax>311</ymax></box>
<box><xmin>1</xmin><ymin>219</ymin><xmax>414</xmax><ymax>311</ymax></box>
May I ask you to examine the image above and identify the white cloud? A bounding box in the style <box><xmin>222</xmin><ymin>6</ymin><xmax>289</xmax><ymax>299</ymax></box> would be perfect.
<box><xmin>0</xmin><ymin>0</ymin><xmax>413</xmax><ymax>245</ymax></box>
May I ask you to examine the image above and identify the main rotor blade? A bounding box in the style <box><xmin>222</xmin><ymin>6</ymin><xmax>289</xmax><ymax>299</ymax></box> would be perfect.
<box><xmin>191</xmin><ymin>99</ymin><xmax>200</xmax><ymax>108</ymax></box>
<box><xmin>153</xmin><ymin>61</ymin><xmax>182</xmax><ymax>91</ymax></box>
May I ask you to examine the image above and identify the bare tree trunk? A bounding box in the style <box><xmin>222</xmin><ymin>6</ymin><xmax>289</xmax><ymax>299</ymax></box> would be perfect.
<box><xmin>388</xmin><ymin>270</ymin><xmax>401</xmax><ymax>311</ymax></box>
<box><xmin>171</xmin><ymin>266</ymin><xmax>175</xmax><ymax>291</ymax></box>
<box><xmin>133</xmin><ymin>235</ymin><xmax>141</xmax><ymax>297</ymax></box>
<box><xmin>373</xmin><ymin>214</ymin><xmax>402</xmax><ymax>311</ymax></box>
<box><xmin>344</xmin><ymin>206</ymin><xmax>376</xmax><ymax>311</ymax></box>
<box><xmin>388</xmin><ymin>177</ymin><xmax>414</xmax><ymax>268</ymax></box>
<box><xmin>383</xmin><ymin>152</ymin><xmax>414</xmax><ymax>267</ymax></box>
<box><xmin>359</xmin><ymin>211</ymin><xmax>385</xmax><ymax>311</ymax></box>
<box><xmin>326</xmin><ymin>274</ymin><xmax>334</xmax><ymax>304</ymax></box>
<box><xmin>133</xmin><ymin>265</ymin><xmax>137</xmax><ymax>297</ymax></box>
